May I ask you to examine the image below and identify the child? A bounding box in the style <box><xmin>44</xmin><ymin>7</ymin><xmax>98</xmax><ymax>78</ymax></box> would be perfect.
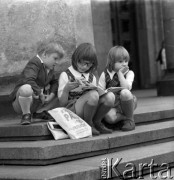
<box><xmin>98</xmin><ymin>46</ymin><xmax>137</xmax><ymax>131</ymax></box>
<box><xmin>58</xmin><ymin>43</ymin><xmax>114</xmax><ymax>135</ymax></box>
<box><xmin>10</xmin><ymin>41</ymin><xmax>64</xmax><ymax>125</ymax></box>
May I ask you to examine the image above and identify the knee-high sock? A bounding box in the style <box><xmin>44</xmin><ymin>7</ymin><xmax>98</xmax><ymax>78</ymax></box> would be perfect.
<box><xmin>121</xmin><ymin>99</ymin><xmax>134</xmax><ymax>121</ymax></box>
<box><xmin>93</xmin><ymin>103</ymin><xmax>113</xmax><ymax>133</ymax></box>
<box><xmin>83</xmin><ymin>102</ymin><xmax>97</xmax><ymax>126</ymax></box>
<box><xmin>93</xmin><ymin>103</ymin><xmax>111</xmax><ymax>124</ymax></box>
<box><xmin>18</xmin><ymin>96</ymin><xmax>32</xmax><ymax>115</ymax></box>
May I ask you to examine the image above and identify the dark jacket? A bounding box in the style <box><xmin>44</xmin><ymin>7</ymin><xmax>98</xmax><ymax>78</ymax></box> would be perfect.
<box><xmin>10</xmin><ymin>56</ymin><xmax>58</xmax><ymax>101</ymax></box>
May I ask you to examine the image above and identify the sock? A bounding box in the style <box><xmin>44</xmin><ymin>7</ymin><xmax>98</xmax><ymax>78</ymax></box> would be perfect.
<box><xmin>18</xmin><ymin>96</ymin><xmax>32</xmax><ymax>115</ymax></box>
<box><xmin>93</xmin><ymin>103</ymin><xmax>113</xmax><ymax>133</ymax></box>
<box><xmin>83</xmin><ymin>102</ymin><xmax>100</xmax><ymax>135</ymax></box>
<box><xmin>93</xmin><ymin>103</ymin><xmax>112</xmax><ymax>124</ymax></box>
<box><xmin>120</xmin><ymin>99</ymin><xmax>134</xmax><ymax>121</ymax></box>
<box><xmin>83</xmin><ymin>102</ymin><xmax>97</xmax><ymax>127</ymax></box>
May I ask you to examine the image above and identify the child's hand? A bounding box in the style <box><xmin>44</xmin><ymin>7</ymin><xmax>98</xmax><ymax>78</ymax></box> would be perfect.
<box><xmin>39</xmin><ymin>93</ymin><xmax>45</xmax><ymax>105</ymax></box>
<box><xmin>82</xmin><ymin>84</ymin><xmax>98</xmax><ymax>91</ymax></box>
<box><xmin>75</xmin><ymin>79</ymin><xmax>83</xmax><ymax>85</ymax></box>
<box><xmin>64</xmin><ymin>81</ymin><xmax>80</xmax><ymax>93</ymax></box>
<box><xmin>75</xmin><ymin>78</ymin><xmax>90</xmax><ymax>87</ymax></box>
<box><xmin>44</xmin><ymin>94</ymin><xmax>54</xmax><ymax>104</ymax></box>
<box><xmin>119</xmin><ymin>66</ymin><xmax>129</xmax><ymax>75</ymax></box>
<box><xmin>75</xmin><ymin>78</ymin><xmax>90</xmax><ymax>86</ymax></box>
<box><xmin>81</xmin><ymin>80</ymin><xmax>90</xmax><ymax>86</ymax></box>
<box><xmin>33</xmin><ymin>94</ymin><xmax>39</xmax><ymax>99</ymax></box>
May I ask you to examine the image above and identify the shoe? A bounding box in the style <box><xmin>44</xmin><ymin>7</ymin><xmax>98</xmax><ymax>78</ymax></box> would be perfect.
<box><xmin>103</xmin><ymin>121</ymin><xmax>115</xmax><ymax>130</ymax></box>
<box><xmin>91</xmin><ymin>127</ymin><xmax>100</xmax><ymax>136</ymax></box>
<box><xmin>21</xmin><ymin>113</ymin><xmax>31</xmax><ymax>125</ymax></box>
<box><xmin>115</xmin><ymin>120</ymin><xmax>124</xmax><ymax>130</ymax></box>
<box><xmin>121</xmin><ymin>119</ymin><xmax>135</xmax><ymax>131</ymax></box>
<box><xmin>94</xmin><ymin>122</ymin><xmax>113</xmax><ymax>134</ymax></box>
<box><xmin>33</xmin><ymin>111</ymin><xmax>53</xmax><ymax>120</ymax></box>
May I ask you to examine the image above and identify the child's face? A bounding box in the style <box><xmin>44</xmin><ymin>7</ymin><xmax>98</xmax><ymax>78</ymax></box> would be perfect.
<box><xmin>43</xmin><ymin>53</ymin><xmax>60</xmax><ymax>70</ymax></box>
<box><xmin>77</xmin><ymin>59</ymin><xmax>93</xmax><ymax>73</ymax></box>
<box><xmin>114</xmin><ymin>59</ymin><xmax>129</xmax><ymax>72</ymax></box>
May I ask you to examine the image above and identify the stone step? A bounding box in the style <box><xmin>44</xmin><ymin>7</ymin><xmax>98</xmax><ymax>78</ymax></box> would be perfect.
<box><xmin>134</xmin><ymin>95</ymin><xmax>174</xmax><ymax>123</ymax></box>
<box><xmin>0</xmin><ymin>140</ymin><xmax>173</xmax><ymax>180</ymax></box>
<box><xmin>1</xmin><ymin>89</ymin><xmax>174</xmax><ymax>120</ymax></box>
<box><xmin>0</xmin><ymin>76</ymin><xmax>18</xmax><ymax>117</ymax></box>
<box><xmin>1</xmin><ymin>87</ymin><xmax>174</xmax><ymax>121</ymax></box>
<box><xmin>0</xmin><ymin>100</ymin><xmax>174</xmax><ymax>141</ymax></box>
<box><xmin>0</xmin><ymin>94</ymin><xmax>15</xmax><ymax>117</ymax></box>
<box><xmin>0</xmin><ymin>119</ymin><xmax>51</xmax><ymax>141</ymax></box>
<box><xmin>0</xmin><ymin>120</ymin><xmax>174</xmax><ymax>165</ymax></box>
<box><xmin>142</xmin><ymin>168</ymin><xmax>174</xmax><ymax>180</ymax></box>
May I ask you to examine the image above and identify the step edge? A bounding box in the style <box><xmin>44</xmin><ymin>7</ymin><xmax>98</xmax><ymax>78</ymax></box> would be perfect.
<box><xmin>0</xmin><ymin>148</ymin><xmax>173</xmax><ymax>180</ymax></box>
<box><xmin>0</xmin><ymin>125</ymin><xmax>174</xmax><ymax>162</ymax></box>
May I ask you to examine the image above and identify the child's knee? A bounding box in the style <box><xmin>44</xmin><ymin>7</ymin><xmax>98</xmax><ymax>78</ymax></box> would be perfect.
<box><xmin>103</xmin><ymin>92</ymin><xmax>115</xmax><ymax>107</ymax></box>
<box><xmin>88</xmin><ymin>90</ymin><xmax>99</xmax><ymax>105</ymax></box>
<box><xmin>104</xmin><ymin>92</ymin><xmax>115</xmax><ymax>107</ymax></box>
<box><xmin>120</xmin><ymin>89</ymin><xmax>132</xmax><ymax>101</ymax></box>
<box><xmin>19</xmin><ymin>84</ymin><xmax>33</xmax><ymax>97</ymax></box>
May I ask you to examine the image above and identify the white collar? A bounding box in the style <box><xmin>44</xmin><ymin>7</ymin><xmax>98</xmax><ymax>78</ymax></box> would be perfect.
<box><xmin>36</xmin><ymin>54</ymin><xmax>43</xmax><ymax>63</ymax></box>
<box><xmin>36</xmin><ymin>54</ymin><xmax>50</xmax><ymax>73</ymax></box>
<box><xmin>106</xmin><ymin>69</ymin><xmax>117</xmax><ymax>79</ymax></box>
<box><xmin>69</xmin><ymin>66</ymin><xmax>89</xmax><ymax>79</ymax></box>
<box><xmin>107</xmin><ymin>69</ymin><xmax>116</xmax><ymax>76</ymax></box>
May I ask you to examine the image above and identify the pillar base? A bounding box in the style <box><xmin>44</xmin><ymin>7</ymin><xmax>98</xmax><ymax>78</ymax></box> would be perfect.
<box><xmin>157</xmin><ymin>70</ymin><xmax>174</xmax><ymax>96</ymax></box>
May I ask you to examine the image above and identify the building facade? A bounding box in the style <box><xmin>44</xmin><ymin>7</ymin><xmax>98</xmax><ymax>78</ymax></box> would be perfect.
<box><xmin>92</xmin><ymin>0</ymin><xmax>165</xmax><ymax>89</ymax></box>
<box><xmin>0</xmin><ymin>0</ymin><xmax>169</xmax><ymax>90</ymax></box>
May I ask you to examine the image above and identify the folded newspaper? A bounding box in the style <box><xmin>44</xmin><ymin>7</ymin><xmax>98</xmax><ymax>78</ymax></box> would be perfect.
<box><xmin>48</xmin><ymin>108</ymin><xmax>92</xmax><ymax>139</ymax></box>
<box><xmin>47</xmin><ymin>122</ymin><xmax>69</xmax><ymax>140</ymax></box>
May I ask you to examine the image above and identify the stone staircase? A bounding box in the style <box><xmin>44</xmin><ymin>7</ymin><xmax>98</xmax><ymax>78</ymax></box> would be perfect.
<box><xmin>0</xmin><ymin>89</ymin><xmax>174</xmax><ymax>179</ymax></box>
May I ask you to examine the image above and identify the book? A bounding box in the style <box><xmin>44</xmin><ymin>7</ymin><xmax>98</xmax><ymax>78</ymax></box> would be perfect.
<box><xmin>70</xmin><ymin>77</ymin><xmax>124</xmax><ymax>96</ymax></box>
<box><xmin>70</xmin><ymin>78</ymin><xmax>97</xmax><ymax>92</ymax></box>
<box><xmin>96</xmin><ymin>86</ymin><xmax>124</xmax><ymax>96</ymax></box>
<box><xmin>82</xmin><ymin>85</ymin><xmax>124</xmax><ymax>96</ymax></box>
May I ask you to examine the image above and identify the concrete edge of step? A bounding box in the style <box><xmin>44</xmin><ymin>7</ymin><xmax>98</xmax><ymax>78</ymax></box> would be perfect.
<box><xmin>0</xmin><ymin>121</ymin><xmax>174</xmax><ymax>166</ymax></box>
<box><xmin>0</xmin><ymin>141</ymin><xmax>174</xmax><ymax>180</ymax></box>
<box><xmin>0</xmin><ymin>108</ymin><xmax>174</xmax><ymax>141</ymax></box>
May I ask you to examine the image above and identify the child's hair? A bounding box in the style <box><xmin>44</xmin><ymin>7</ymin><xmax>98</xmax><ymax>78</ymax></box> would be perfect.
<box><xmin>71</xmin><ymin>43</ymin><xmax>98</xmax><ymax>73</ymax></box>
<box><xmin>106</xmin><ymin>46</ymin><xmax>130</xmax><ymax>72</ymax></box>
<box><xmin>37</xmin><ymin>41</ymin><xmax>64</xmax><ymax>59</ymax></box>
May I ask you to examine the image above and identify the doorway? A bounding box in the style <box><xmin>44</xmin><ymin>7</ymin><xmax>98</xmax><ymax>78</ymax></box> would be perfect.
<box><xmin>110</xmin><ymin>0</ymin><xmax>140</xmax><ymax>89</ymax></box>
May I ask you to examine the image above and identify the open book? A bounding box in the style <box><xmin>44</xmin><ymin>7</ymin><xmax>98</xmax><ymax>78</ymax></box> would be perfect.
<box><xmin>82</xmin><ymin>85</ymin><xmax>124</xmax><ymax>96</ymax></box>
<box><xmin>70</xmin><ymin>78</ymin><xmax>96</xmax><ymax>92</ymax></box>
<box><xmin>70</xmin><ymin>77</ymin><xmax>124</xmax><ymax>96</ymax></box>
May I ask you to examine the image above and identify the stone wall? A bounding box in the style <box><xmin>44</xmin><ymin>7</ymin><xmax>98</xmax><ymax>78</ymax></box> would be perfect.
<box><xmin>91</xmin><ymin>0</ymin><xmax>112</xmax><ymax>75</ymax></box>
<box><xmin>0</xmin><ymin>0</ymin><xmax>94</xmax><ymax>77</ymax></box>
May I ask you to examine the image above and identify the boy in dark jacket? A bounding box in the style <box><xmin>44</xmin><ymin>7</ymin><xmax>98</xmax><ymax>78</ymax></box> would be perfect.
<box><xmin>10</xmin><ymin>41</ymin><xmax>64</xmax><ymax>125</ymax></box>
